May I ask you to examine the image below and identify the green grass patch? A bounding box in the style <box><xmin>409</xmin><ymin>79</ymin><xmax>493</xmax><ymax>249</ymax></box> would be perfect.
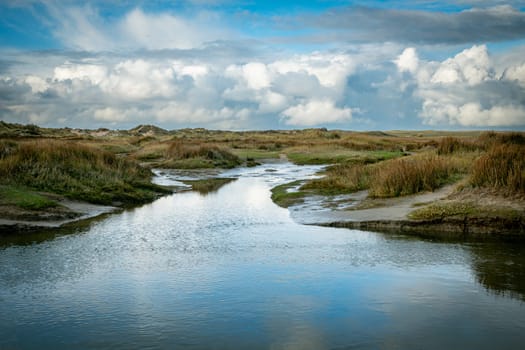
<box><xmin>271</xmin><ymin>180</ymin><xmax>308</xmax><ymax>208</ymax></box>
<box><xmin>0</xmin><ymin>185</ymin><xmax>58</xmax><ymax>210</ymax></box>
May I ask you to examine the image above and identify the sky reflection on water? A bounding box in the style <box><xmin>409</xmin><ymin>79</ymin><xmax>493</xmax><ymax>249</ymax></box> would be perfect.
<box><xmin>1</xmin><ymin>163</ymin><xmax>524</xmax><ymax>349</ymax></box>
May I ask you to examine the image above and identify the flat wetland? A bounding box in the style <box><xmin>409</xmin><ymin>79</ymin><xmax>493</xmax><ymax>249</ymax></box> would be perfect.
<box><xmin>1</xmin><ymin>121</ymin><xmax>525</xmax><ymax>348</ymax></box>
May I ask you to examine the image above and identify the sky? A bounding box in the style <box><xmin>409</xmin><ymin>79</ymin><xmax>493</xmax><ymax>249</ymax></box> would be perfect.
<box><xmin>1</xmin><ymin>0</ymin><xmax>525</xmax><ymax>130</ymax></box>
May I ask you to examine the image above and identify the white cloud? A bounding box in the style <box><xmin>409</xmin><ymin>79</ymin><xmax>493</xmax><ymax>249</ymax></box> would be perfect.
<box><xmin>154</xmin><ymin>101</ymin><xmax>248</xmax><ymax>126</ymax></box>
<box><xmin>281</xmin><ymin>99</ymin><xmax>352</xmax><ymax>126</ymax></box>
<box><xmin>49</xmin><ymin>5</ymin><xmax>112</xmax><ymax>51</ymax></box>
<box><xmin>47</xmin><ymin>5</ymin><xmax>232</xmax><ymax>51</ymax></box>
<box><xmin>242</xmin><ymin>62</ymin><xmax>272</xmax><ymax>90</ymax></box>
<box><xmin>54</xmin><ymin>62</ymin><xmax>108</xmax><ymax>85</ymax></box>
<box><xmin>258</xmin><ymin>91</ymin><xmax>288</xmax><ymax>114</ymax></box>
<box><xmin>420</xmin><ymin>101</ymin><xmax>525</xmax><ymax>127</ymax></box>
<box><xmin>395</xmin><ymin>48</ymin><xmax>419</xmax><ymax>74</ymax></box>
<box><xmin>118</xmin><ymin>9</ymin><xmax>224</xmax><ymax>50</ymax></box>
<box><xmin>271</xmin><ymin>53</ymin><xmax>355</xmax><ymax>89</ymax></box>
<box><xmin>503</xmin><ymin>63</ymin><xmax>525</xmax><ymax>86</ymax></box>
<box><xmin>3</xmin><ymin>40</ymin><xmax>524</xmax><ymax>130</ymax></box>
<box><xmin>430</xmin><ymin>45</ymin><xmax>491</xmax><ymax>85</ymax></box>
<box><xmin>103</xmin><ymin>59</ymin><xmax>176</xmax><ymax>99</ymax></box>
<box><xmin>94</xmin><ymin>107</ymin><xmax>130</xmax><ymax>123</ymax></box>
<box><xmin>173</xmin><ymin>62</ymin><xmax>209</xmax><ymax>80</ymax></box>
<box><xmin>24</xmin><ymin>75</ymin><xmax>49</xmax><ymax>93</ymax></box>
<box><xmin>398</xmin><ymin>44</ymin><xmax>525</xmax><ymax>127</ymax></box>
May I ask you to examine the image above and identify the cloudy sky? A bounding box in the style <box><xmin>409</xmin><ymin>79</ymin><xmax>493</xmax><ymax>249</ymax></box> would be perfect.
<box><xmin>1</xmin><ymin>0</ymin><xmax>525</xmax><ymax>130</ymax></box>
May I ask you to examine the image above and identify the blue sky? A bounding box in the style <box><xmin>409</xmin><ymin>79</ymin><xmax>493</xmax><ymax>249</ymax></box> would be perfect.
<box><xmin>1</xmin><ymin>0</ymin><xmax>525</xmax><ymax>130</ymax></box>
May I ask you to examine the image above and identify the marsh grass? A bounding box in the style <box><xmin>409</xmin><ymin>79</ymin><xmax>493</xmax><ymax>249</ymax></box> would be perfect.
<box><xmin>301</xmin><ymin>164</ymin><xmax>370</xmax><ymax>194</ymax></box>
<box><xmin>163</xmin><ymin>140</ymin><xmax>241</xmax><ymax>169</ymax></box>
<box><xmin>368</xmin><ymin>154</ymin><xmax>462</xmax><ymax>198</ymax></box>
<box><xmin>470</xmin><ymin>144</ymin><xmax>525</xmax><ymax>193</ymax></box>
<box><xmin>301</xmin><ymin>152</ymin><xmax>465</xmax><ymax>198</ymax></box>
<box><xmin>0</xmin><ymin>139</ymin><xmax>169</xmax><ymax>205</ymax></box>
<box><xmin>437</xmin><ymin>137</ymin><xmax>481</xmax><ymax>155</ymax></box>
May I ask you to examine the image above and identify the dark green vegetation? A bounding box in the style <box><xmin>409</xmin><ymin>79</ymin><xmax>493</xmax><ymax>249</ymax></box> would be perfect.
<box><xmin>0</xmin><ymin>139</ymin><xmax>170</xmax><ymax>206</ymax></box>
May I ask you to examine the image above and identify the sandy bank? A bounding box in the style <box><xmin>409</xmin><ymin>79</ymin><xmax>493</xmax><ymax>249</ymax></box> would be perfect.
<box><xmin>0</xmin><ymin>200</ymin><xmax>117</xmax><ymax>233</ymax></box>
<box><xmin>287</xmin><ymin>184</ymin><xmax>525</xmax><ymax>239</ymax></box>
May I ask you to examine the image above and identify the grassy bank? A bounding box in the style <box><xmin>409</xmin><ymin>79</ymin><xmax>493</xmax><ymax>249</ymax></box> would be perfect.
<box><xmin>272</xmin><ymin>132</ymin><xmax>524</xmax><ymax>214</ymax></box>
<box><xmin>271</xmin><ymin>180</ymin><xmax>308</xmax><ymax>208</ymax></box>
<box><xmin>0</xmin><ymin>185</ymin><xmax>58</xmax><ymax>210</ymax></box>
<box><xmin>0</xmin><ymin>139</ymin><xmax>170</xmax><ymax>206</ymax></box>
<box><xmin>159</xmin><ymin>140</ymin><xmax>241</xmax><ymax>169</ymax></box>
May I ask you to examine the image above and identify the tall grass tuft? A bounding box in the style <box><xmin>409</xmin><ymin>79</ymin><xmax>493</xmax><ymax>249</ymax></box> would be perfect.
<box><xmin>470</xmin><ymin>144</ymin><xmax>525</xmax><ymax>193</ymax></box>
<box><xmin>165</xmin><ymin>140</ymin><xmax>241</xmax><ymax>168</ymax></box>
<box><xmin>437</xmin><ymin>137</ymin><xmax>480</xmax><ymax>155</ymax></box>
<box><xmin>478</xmin><ymin>131</ymin><xmax>525</xmax><ymax>147</ymax></box>
<box><xmin>0</xmin><ymin>139</ymin><xmax>168</xmax><ymax>205</ymax></box>
<box><xmin>301</xmin><ymin>164</ymin><xmax>371</xmax><ymax>194</ymax></box>
<box><xmin>368</xmin><ymin>155</ymin><xmax>460</xmax><ymax>198</ymax></box>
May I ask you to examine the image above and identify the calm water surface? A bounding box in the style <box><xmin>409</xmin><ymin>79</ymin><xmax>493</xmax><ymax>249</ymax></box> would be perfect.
<box><xmin>1</xmin><ymin>163</ymin><xmax>524</xmax><ymax>349</ymax></box>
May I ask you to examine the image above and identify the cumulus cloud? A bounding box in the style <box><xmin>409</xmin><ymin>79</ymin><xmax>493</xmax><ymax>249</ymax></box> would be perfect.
<box><xmin>420</xmin><ymin>101</ymin><xmax>525</xmax><ymax>127</ymax></box>
<box><xmin>395</xmin><ymin>48</ymin><xmax>419</xmax><ymax>74</ymax></box>
<box><xmin>503</xmin><ymin>63</ymin><xmax>525</xmax><ymax>87</ymax></box>
<box><xmin>430</xmin><ymin>45</ymin><xmax>491</xmax><ymax>85</ymax></box>
<box><xmin>0</xmin><ymin>49</ymin><xmax>371</xmax><ymax>128</ymax></box>
<box><xmin>398</xmin><ymin>45</ymin><xmax>525</xmax><ymax>127</ymax></box>
<box><xmin>281</xmin><ymin>99</ymin><xmax>352</xmax><ymax>126</ymax></box>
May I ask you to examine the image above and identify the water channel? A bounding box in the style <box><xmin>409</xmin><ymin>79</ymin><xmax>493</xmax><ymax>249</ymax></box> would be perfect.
<box><xmin>1</xmin><ymin>162</ymin><xmax>524</xmax><ymax>349</ymax></box>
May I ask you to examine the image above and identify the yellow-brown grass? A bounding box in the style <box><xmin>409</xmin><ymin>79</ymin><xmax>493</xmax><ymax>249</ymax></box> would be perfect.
<box><xmin>470</xmin><ymin>144</ymin><xmax>525</xmax><ymax>193</ymax></box>
<box><xmin>302</xmin><ymin>164</ymin><xmax>371</xmax><ymax>194</ymax></box>
<box><xmin>164</xmin><ymin>140</ymin><xmax>241</xmax><ymax>168</ymax></box>
<box><xmin>0</xmin><ymin>139</ymin><xmax>167</xmax><ymax>204</ymax></box>
<box><xmin>437</xmin><ymin>136</ymin><xmax>481</xmax><ymax>155</ymax></box>
<box><xmin>368</xmin><ymin>155</ymin><xmax>461</xmax><ymax>198</ymax></box>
